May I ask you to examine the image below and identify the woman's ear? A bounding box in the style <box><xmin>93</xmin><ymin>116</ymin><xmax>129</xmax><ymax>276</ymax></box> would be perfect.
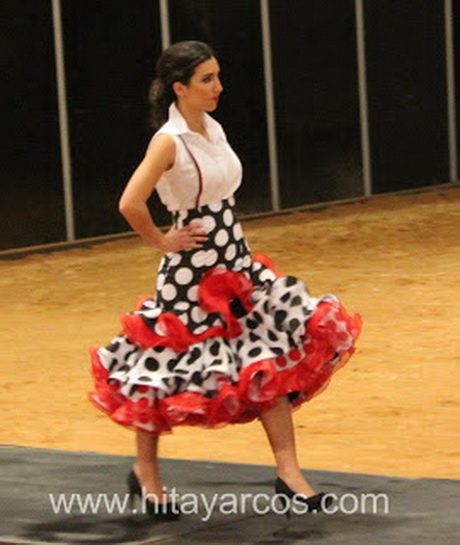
<box><xmin>173</xmin><ymin>81</ymin><xmax>186</xmax><ymax>97</ymax></box>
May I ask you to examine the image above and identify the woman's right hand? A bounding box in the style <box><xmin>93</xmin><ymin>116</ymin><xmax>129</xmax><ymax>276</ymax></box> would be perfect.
<box><xmin>160</xmin><ymin>223</ymin><xmax>209</xmax><ymax>253</ymax></box>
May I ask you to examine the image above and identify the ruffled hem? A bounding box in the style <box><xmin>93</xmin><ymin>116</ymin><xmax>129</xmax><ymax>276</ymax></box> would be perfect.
<box><xmin>88</xmin><ymin>352</ymin><xmax>356</xmax><ymax>434</ymax></box>
<box><xmin>88</xmin><ymin>285</ymin><xmax>362</xmax><ymax>434</ymax></box>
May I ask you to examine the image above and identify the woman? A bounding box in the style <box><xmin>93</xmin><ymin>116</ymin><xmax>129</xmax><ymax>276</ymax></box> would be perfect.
<box><xmin>89</xmin><ymin>41</ymin><xmax>361</xmax><ymax>519</ymax></box>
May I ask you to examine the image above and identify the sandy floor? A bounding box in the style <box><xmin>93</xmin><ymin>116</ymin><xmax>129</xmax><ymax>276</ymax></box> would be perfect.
<box><xmin>1</xmin><ymin>187</ymin><xmax>459</xmax><ymax>480</ymax></box>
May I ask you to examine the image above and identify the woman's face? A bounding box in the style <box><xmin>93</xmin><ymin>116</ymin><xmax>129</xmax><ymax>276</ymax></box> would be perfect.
<box><xmin>176</xmin><ymin>57</ymin><xmax>223</xmax><ymax>112</ymax></box>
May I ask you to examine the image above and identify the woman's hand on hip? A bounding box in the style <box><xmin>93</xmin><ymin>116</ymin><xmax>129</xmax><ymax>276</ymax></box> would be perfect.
<box><xmin>161</xmin><ymin>224</ymin><xmax>208</xmax><ymax>252</ymax></box>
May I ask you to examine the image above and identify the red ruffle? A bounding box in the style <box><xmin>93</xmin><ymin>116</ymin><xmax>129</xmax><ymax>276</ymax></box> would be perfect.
<box><xmin>89</xmin><ymin>256</ymin><xmax>362</xmax><ymax>434</ymax></box>
<box><xmin>122</xmin><ymin>311</ymin><xmax>226</xmax><ymax>353</ymax></box>
<box><xmin>89</xmin><ymin>313</ymin><xmax>361</xmax><ymax>434</ymax></box>
<box><xmin>252</xmin><ymin>253</ymin><xmax>283</xmax><ymax>278</ymax></box>
<box><xmin>121</xmin><ymin>266</ymin><xmax>256</xmax><ymax>352</ymax></box>
<box><xmin>121</xmin><ymin>256</ymin><xmax>280</xmax><ymax>352</ymax></box>
<box><xmin>199</xmin><ymin>267</ymin><xmax>254</xmax><ymax>332</ymax></box>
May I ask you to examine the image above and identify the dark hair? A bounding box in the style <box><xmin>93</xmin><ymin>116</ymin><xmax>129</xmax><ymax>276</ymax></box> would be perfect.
<box><xmin>148</xmin><ymin>41</ymin><xmax>215</xmax><ymax>131</ymax></box>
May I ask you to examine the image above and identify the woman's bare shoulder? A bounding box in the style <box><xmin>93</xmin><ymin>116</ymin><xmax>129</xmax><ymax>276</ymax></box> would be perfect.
<box><xmin>145</xmin><ymin>133</ymin><xmax>176</xmax><ymax>169</ymax></box>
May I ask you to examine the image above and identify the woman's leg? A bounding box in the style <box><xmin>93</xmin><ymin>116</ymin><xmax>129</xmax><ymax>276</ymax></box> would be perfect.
<box><xmin>133</xmin><ymin>431</ymin><xmax>166</xmax><ymax>503</ymax></box>
<box><xmin>259</xmin><ymin>395</ymin><xmax>316</xmax><ymax>497</ymax></box>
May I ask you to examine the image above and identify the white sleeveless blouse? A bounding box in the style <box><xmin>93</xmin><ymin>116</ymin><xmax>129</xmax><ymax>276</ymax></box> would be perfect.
<box><xmin>151</xmin><ymin>103</ymin><xmax>242</xmax><ymax>212</ymax></box>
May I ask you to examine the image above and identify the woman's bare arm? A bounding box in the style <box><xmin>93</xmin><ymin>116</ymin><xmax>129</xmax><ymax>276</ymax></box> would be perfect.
<box><xmin>119</xmin><ymin>134</ymin><xmax>207</xmax><ymax>252</ymax></box>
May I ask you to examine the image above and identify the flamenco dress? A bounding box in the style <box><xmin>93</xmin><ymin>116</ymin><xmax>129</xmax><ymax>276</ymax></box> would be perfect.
<box><xmin>89</xmin><ymin>103</ymin><xmax>362</xmax><ymax>434</ymax></box>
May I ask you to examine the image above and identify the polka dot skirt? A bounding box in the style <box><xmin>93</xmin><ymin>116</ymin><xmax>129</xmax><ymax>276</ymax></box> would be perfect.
<box><xmin>89</xmin><ymin>198</ymin><xmax>362</xmax><ymax>434</ymax></box>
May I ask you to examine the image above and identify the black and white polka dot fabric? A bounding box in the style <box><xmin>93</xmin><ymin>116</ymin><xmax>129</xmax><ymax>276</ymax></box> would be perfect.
<box><xmin>154</xmin><ymin>197</ymin><xmax>253</xmax><ymax>332</ymax></box>
<box><xmin>89</xmin><ymin>197</ymin><xmax>361</xmax><ymax>433</ymax></box>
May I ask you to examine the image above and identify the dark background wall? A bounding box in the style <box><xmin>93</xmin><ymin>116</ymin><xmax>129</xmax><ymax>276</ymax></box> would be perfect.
<box><xmin>454</xmin><ymin>0</ymin><xmax>460</xmax><ymax>171</ymax></box>
<box><xmin>0</xmin><ymin>0</ymin><xmax>458</xmax><ymax>251</ymax></box>
<box><xmin>365</xmin><ymin>0</ymin><xmax>449</xmax><ymax>193</ymax></box>
<box><xmin>0</xmin><ymin>1</ymin><xmax>64</xmax><ymax>248</ymax></box>
<box><xmin>270</xmin><ymin>0</ymin><xmax>362</xmax><ymax>207</ymax></box>
<box><xmin>62</xmin><ymin>0</ymin><xmax>164</xmax><ymax>239</ymax></box>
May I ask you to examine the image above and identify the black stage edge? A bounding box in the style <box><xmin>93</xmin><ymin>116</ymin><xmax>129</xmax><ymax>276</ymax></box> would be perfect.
<box><xmin>0</xmin><ymin>445</ymin><xmax>458</xmax><ymax>544</ymax></box>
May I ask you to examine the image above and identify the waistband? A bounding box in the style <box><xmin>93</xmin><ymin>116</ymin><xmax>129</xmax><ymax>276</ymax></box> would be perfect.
<box><xmin>172</xmin><ymin>196</ymin><xmax>236</xmax><ymax>219</ymax></box>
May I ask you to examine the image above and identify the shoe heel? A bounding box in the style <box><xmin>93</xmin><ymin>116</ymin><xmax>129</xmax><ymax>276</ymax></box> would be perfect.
<box><xmin>126</xmin><ymin>468</ymin><xmax>181</xmax><ymax>521</ymax></box>
<box><xmin>127</xmin><ymin>469</ymin><xmax>142</xmax><ymax>511</ymax></box>
<box><xmin>274</xmin><ymin>477</ymin><xmax>332</xmax><ymax>516</ymax></box>
<box><xmin>128</xmin><ymin>489</ymin><xmax>138</xmax><ymax>511</ymax></box>
<box><xmin>277</xmin><ymin>494</ymin><xmax>291</xmax><ymax>519</ymax></box>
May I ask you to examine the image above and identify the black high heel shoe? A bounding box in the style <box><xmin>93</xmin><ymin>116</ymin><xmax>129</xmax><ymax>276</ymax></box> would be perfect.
<box><xmin>127</xmin><ymin>469</ymin><xmax>181</xmax><ymax>521</ymax></box>
<box><xmin>275</xmin><ymin>477</ymin><xmax>333</xmax><ymax>518</ymax></box>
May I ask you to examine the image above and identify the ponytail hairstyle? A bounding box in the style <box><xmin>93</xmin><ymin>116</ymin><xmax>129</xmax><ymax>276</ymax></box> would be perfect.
<box><xmin>148</xmin><ymin>40</ymin><xmax>215</xmax><ymax>131</ymax></box>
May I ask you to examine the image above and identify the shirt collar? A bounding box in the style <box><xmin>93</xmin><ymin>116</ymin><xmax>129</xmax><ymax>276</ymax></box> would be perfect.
<box><xmin>167</xmin><ymin>102</ymin><xmax>223</xmax><ymax>143</ymax></box>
